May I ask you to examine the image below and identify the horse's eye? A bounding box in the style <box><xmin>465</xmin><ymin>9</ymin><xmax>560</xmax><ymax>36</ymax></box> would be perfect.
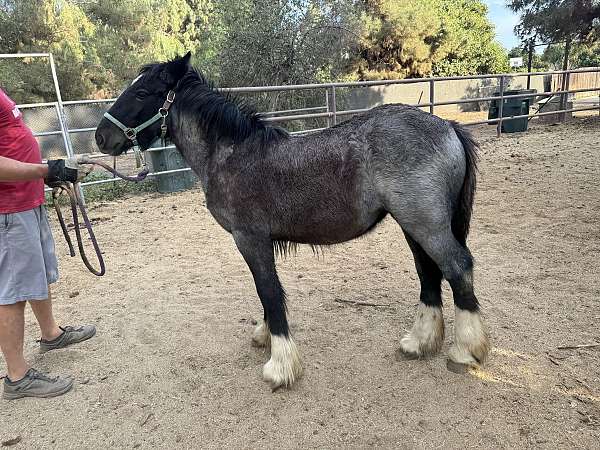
<box><xmin>135</xmin><ymin>90</ymin><xmax>149</xmax><ymax>100</ymax></box>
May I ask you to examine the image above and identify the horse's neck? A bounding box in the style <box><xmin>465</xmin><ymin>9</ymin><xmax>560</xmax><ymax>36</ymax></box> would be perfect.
<box><xmin>169</xmin><ymin>107</ymin><xmax>212</xmax><ymax>190</ymax></box>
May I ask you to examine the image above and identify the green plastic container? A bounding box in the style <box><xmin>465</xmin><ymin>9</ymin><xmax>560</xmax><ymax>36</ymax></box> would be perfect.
<box><xmin>488</xmin><ymin>89</ymin><xmax>536</xmax><ymax>133</ymax></box>
<box><xmin>148</xmin><ymin>139</ymin><xmax>196</xmax><ymax>193</ymax></box>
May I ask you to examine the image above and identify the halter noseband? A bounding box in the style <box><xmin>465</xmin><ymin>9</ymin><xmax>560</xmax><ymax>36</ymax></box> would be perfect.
<box><xmin>103</xmin><ymin>90</ymin><xmax>176</xmax><ymax>165</ymax></box>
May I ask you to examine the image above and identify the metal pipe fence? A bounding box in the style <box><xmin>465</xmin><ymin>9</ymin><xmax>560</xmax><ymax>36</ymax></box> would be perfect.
<box><xmin>3</xmin><ymin>52</ymin><xmax>599</xmax><ymax>191</ymax></box>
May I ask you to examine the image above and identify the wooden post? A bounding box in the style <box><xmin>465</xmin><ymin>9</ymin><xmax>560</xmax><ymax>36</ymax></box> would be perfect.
<box><xmin>560</xmin><ymin>37</ymin><xmax>571</xmax><ymax>122</ymax></box>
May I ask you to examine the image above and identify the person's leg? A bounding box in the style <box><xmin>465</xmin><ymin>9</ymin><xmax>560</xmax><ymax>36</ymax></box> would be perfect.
<box><xmin>0</xmin><ymin>209</ymin><xmax>74</xmax><ymax>400</ymax></box>
<box><xmin>0</xmin><ymin>302</ymin><xmax>29</xmax><ymax>381</ymax></box>
<box><xmin>29</xmin><ymin>288</ymin><xmax>62</xmax><ymax>342</ymax></box>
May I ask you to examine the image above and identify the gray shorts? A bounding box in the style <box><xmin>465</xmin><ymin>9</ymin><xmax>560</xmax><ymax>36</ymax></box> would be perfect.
<box><xmin>0</xmin><ymin>205</ymin><xmax>59</xmax><ymax>305</ymax></box>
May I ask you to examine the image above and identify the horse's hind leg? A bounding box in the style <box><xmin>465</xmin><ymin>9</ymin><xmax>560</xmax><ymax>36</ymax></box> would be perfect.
<box><xmin>444</xmin><ymin>254</ymin><xmax>490</xmax><ymax>370</ymax></box>
<box><xmin>232</xmin><ymin>231</ymin><xmax>302</xmax><ymax>388</ymax></box>
<box><xmin>398</xmin><ymin>231</ymin><xmax>444</xmax><ymax>358</ymax></box>
<box><xmin>398</xmin><ymin>221</ymin><xmax>489</xmax><ymax>369</ymax></box>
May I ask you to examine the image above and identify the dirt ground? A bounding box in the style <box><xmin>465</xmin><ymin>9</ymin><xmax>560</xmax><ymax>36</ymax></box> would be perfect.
<box><xmin>2</xmin><ymin>118</ymin><xmax>599</xmax><ymax>449</ymax></box>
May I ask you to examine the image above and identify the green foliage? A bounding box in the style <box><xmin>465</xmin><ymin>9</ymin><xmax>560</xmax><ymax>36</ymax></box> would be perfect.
<box><xmin>351</xmin><ymin>0</ymin><xmax>508</xmax><ymax>80</ymax></box>
<box><xmin>85</xmin><ymin>0</ymin><xmax>216</xmax><ymax>97</ymax></box>
<box><xmin>211</xmin><ymin>0</ymin><xmax>360</xmax><ymax>118</ymax></box>
<box><xmin>0</xmin><ymin>0</ymin><xmax>511</xmax><ymax>103</ymax></box>
<box><xmin>215</xmin><ymin>1</ymin><xmax>358</xmax><ymax>85</ymax></box>
<box><xmin>0</xmin><ymin>0</ymin><xmax>215</xmax><ymax>100</ymax></box>
<box><xmin>431</xmin><ymin>0</ymin><xmax>509</xmax><ymax>76</ymax></box>
<box><xmin>353</xmin><ymin>0</ymin><xmax>443</xmax><ymax>79</ymax></box>
<box><xmin>573</xmin><ymin>44</ymin><xmax>600</xmax><ymax>68</ymax></box>
<box><xmin>0</xmin><ymin>0</ymin><xmax>97</xmax><ymax>102</ymax></box>
<box><xmin>508</xmin><ymin>0</ymin><xmax>600</xmax><ymax>42</ymax></box>
<box><xmin>541</xmin><ymin>42</ymin><xmax>600</xmax><ymax>70</ymax></box>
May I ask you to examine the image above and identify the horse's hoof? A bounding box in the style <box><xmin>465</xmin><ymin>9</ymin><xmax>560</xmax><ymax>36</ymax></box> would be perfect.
<box><xmin>395</xmin><ymin>347</ymin><xmax>420</xmax><ymax>361</ymax></box>
<box><xmin>446</xmin><ymin>359</ymin><xmax>474</xmax><ymax>374</ymax></box>
<box><xmin>451</xmin><ymin>308</ymin><xmax>490</xmax><ymax>365</ymax></box>
<box><xmin>397</xmin><ymin>304</ymin><xmax>445</xmax><ymax>360</ymax></box>
<box><xmin>262</xmin><ymin>358</ymin><xmax>302</xmax><ymax>389</ymax></box>
<box><xmin>447</xmin><ymin>335</ymin><xmax>489</xmax><ymax>374</ymax></box>
<box><xmin>397</xmin><ymin>330</ymin><xmax>444</xmax><ymax>360</ymax></box>
<box><xmin>262</xmin><ymin>335</ymin><xmax>302</xmax><ymax>389</ymax></box>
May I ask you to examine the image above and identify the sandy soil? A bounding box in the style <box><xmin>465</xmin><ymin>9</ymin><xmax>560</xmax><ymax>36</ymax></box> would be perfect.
<box><xmin>2</xmin><ymin>118</ymin><xmax>599</xmax><ymax>449</ymax></box>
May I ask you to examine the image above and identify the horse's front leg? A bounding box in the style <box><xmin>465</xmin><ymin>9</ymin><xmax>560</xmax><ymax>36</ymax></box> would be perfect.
<box><xmin>233</xmin><ymin>231</ymin><xmax>302</xmax><ymax>388</ymax></box>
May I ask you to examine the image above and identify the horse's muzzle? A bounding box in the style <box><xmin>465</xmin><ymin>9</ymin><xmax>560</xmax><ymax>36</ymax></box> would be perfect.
<box><xmin>95</xmin><ymin>119</ymin><xmax>131</xmax><ymax>156</ymax></box>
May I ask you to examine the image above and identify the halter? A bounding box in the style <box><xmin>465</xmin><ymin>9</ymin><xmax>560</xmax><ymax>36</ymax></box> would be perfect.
<box><xmin>103</xmin><ymin>90</ymin><xmax>176</xmax><ymax>166</ymax></box>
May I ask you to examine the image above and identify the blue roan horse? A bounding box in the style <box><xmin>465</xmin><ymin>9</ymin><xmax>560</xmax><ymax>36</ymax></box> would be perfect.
<box><xmin>95</xmin><ymin>53</ymin><xmax>489</xmax><ymax>389</ymax></box>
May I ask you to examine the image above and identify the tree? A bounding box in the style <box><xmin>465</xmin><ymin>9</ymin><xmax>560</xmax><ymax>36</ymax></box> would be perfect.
<box><xmin>210</xmin><ymin>0</ymin><xmax>361</xmax><ymax>117</ymax></box>
<box><xmin>509</xmin><ymin>0</ymin><xmax>600</xmax><ymax>42</ymax></box>
<box><xmin>84</xmin><ymin>0</ymin><xmax>215</xmax><ymax>97</ymax></box>
<box><xmin>214</xmin><ymin>0</ymin><xmax>360</xmax><ymax>87</ymax></box>
<box><xmin>432</xmin><ymin>0</ymin><xmax>508</xmax><ymax>76</ymax></box>
<box><xmin>0</xmin><ymin>0</ymin><xmax>97</xmax><ymax>102</ymax></box>
<box><xmin>352</xmin><ymin>0</ymin><xmax>445</xmax><ymax>79</ymax></box>
<box><xmin>0</xmin><ymin>0</ymin><xmax>216</xmax><ymax>101</ymax></box>
<box><xmin>350</xmin><ymin>0</ymin><xmax>508</xmax><ymax>80</ymax></box>
<box><xmin>541</xmin><ymin>42</ymin><xmax>600</xmax><ymax>69</ymax></box>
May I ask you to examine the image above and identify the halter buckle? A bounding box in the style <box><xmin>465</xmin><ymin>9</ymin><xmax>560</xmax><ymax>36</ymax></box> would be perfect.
<box><xmin>124</xmin><ymin>128</ymin><xmax>137</xmax><ymax>140</ymax></box>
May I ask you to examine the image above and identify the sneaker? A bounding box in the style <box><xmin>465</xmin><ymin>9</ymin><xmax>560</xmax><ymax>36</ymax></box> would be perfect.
<box><xmin>39</xmin><ymin>325</ymin><xmax>97</xmax><ymax>353</ymax></box>
<box><xmin>2</xmin><ymin>369</ymin><xmax>73</xmax><ymax>400</ymax></box>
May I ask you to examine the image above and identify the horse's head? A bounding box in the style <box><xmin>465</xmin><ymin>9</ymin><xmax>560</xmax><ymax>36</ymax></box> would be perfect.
<box><xmin>95</xmin><ymin>52</ymin><xmax>191</xmax><ymax>155</ymax></box>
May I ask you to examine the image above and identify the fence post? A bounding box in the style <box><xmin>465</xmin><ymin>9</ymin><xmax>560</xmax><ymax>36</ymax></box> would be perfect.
<box><xmin>48</xmin><ymin>54</ymin><xmax>74</xmax><ymax>158</ymax></box>
<box><xmin>325</xmin><ymin>89</ymin><xmax>331</xmax><ymax>127</ymax></box>
<box><xmin>49</xmin><ymin>53</ymin><xmax>85</xmax><ymax>202</ymax></box>
<box><xmin>329</xmin><ymin>86</ymin><xmax>337</xmax><ymax>126</ymax></box>
<box><xmin>429</xmin><ymin>79</ymin><xmax>435</xmax><ymax>115</ymax></box>
<box><xmin>560</xmin><ymin>71</ymin><xmax>571</xmax><ymax>123</ymax></box>
<box><xmin>496</xmin><ymin>75</ymin><xmax>505</xmax><ymax>137</ymax></box>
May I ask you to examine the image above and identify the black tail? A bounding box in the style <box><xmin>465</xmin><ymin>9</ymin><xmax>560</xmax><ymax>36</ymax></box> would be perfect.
<box><xmin>449</xmin><ymin>121</ymin><xmax>478</xmax><ymax>247</ymax></box>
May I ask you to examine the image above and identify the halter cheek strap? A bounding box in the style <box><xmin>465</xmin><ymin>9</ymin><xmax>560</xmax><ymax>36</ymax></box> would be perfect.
<box><xmin>103</xmin><ymin>90</ymin><xmax>176</xmax><ymax>166</ymax></box>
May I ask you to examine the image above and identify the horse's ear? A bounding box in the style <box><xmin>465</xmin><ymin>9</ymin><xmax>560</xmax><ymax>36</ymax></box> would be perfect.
<box><xmin>165</xmin><ymin>51</ymin><xmax>192</xmax><ymax>83</ymax></box>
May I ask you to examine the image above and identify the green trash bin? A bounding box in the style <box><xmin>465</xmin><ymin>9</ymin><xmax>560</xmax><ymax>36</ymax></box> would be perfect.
<box><xmin>148</xmin><ymin>139</ymin><xmax>196</xmax><ymax>193</ymax></box>
<box><xmin>488</xmin><ymin>89</ymin><xmax>536</xmax><ymax>133</ymax></box>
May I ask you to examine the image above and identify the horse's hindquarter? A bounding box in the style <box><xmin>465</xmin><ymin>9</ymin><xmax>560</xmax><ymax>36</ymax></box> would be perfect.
<box><xmin>366</xmin><ymin>105</ymin><xmax>467</xmax><ymax>217</ymax></box>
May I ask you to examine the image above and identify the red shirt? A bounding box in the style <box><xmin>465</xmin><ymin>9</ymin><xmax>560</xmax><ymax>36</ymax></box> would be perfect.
<box><xmin>0</xmin><ymin>88</ymin><xmax>45</xmax><ymax>213</ymax></box>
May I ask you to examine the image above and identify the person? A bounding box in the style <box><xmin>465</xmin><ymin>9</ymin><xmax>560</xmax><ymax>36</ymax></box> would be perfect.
<box><xmin>0</xmin><ymin>87</ymin><xmax>96</xmax><ymax>400</ymax></box>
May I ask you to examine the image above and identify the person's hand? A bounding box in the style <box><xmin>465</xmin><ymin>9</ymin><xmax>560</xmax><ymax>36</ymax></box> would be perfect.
<box><xmin>45</xmin><ymin>156</ymin><xmax>93</xmax><ymax>187</ymax></box>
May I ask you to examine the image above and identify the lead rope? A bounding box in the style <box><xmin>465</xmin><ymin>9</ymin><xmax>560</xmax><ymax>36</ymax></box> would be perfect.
<box><xmin>52</xmin><ymin>159</ymin><xmax>149</xmax><ymax>276</ymax></box>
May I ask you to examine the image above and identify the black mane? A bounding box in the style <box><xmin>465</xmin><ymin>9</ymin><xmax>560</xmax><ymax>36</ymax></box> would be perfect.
<box><xmin>168</xmin><ymin>67</ymin><xmax>289</xmax><ymax>148</ymax></box>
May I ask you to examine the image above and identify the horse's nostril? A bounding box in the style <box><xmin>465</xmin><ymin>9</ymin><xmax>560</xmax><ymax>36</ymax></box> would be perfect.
<box><xmin>95</xmin><ymin>132</ymin><xmax>105</xmax><ymax>148</ymax></box>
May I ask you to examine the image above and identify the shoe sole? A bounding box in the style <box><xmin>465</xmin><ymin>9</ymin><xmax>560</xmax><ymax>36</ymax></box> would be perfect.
<box><xmin>2</xmin><ymin>379</ymin><xmax>74</xmax><ymax>400</ymax></box>
<box><xmin>39</xmin><ymin>328</ymin><xmax>97</xmax><ymax>354</ymax></box>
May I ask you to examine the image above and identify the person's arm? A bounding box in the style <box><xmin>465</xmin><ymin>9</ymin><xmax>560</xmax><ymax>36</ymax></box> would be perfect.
<box><xmin>0</xmin><ymin>155</ymin><xmax>92</xmax><ymax>184</ymax></box>
<box><xmin>0</xmin><ymin>155</ymin><xmax>48</xmax><ymax>181</ymax></box>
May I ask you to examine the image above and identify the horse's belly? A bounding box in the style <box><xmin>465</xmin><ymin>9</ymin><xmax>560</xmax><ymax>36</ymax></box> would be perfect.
<box><xmin>271</xmin><ymin>205</ymin><xmax>385</xmax><ymax>245</ymax></box>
